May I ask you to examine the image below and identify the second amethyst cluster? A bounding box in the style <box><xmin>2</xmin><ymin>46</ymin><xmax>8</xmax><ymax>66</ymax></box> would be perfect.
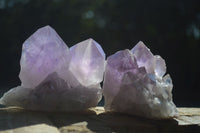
<box><xmin>103</xmin><ymin>41</ymin><xmax>178</xmax><ymax>119</ymax></box>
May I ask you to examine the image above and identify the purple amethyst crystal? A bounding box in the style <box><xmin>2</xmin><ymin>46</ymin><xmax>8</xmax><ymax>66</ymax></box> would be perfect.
<box><xmin>19</xmin><ymin>26</ymin><xmax>70</xmax><ymax>89</ymax></box>
<box><xmin>0</xmin><ymin>26</ymin><xmax>105</xmax><ymax>111</ymax></box>
<box><xmin>103</xmin><ymin>41</ymin><xmax>178</xmax><ymax>119</ymax></box>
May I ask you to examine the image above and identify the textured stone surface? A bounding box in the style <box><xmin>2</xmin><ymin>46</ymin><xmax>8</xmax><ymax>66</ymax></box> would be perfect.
<box><xmin>0</xmin><ymin>26</ymin><xmax>105</xmax><ymax>111</ymax></box>
<box><xmin>103</xmin><ymin>41</ymin><xmax>178</xmax><ymax>119</ymax></box>
<box><xmin>0</xmin><ymin>107</ymin><xmax>199</xmax><ymax>133</ymax></box>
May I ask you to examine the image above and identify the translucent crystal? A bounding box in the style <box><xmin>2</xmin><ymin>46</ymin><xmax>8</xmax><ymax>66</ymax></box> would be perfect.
<box><xmin>69</xmin><ymin>39</ymin><xmax>105</xmax><ymax>86</ymax></box>
<box><xmin>19</xmin><ymin>25</ymin><xmax>70</xmax><ymax>88</ymax></box>
<box><xmin>103</xmin><ymin>41</ymin><xmax>178</xmax><ymax>119</ymax></box>
<box><xmin>0</xmin><ymin>26</ymin><xmax>105</xmax><ymax>111</ymax></box>
<box><xmin>131</xmin><ymin>41</ymin><xmax>155</xmax><ymax>74</ymax></box>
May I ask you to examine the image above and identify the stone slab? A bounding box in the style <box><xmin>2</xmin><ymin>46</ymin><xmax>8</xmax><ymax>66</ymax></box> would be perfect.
<box><xmin>0</xmin><ymin>107</ymin><xmax>199</xmax><ymax>133</ymax></box>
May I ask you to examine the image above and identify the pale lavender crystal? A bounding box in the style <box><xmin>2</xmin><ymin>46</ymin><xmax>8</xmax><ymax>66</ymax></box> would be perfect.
<box><xmin>154</xmin><ymin>55</ymin><xmax>166</xmax><ymax>77</ymax></box>
<box><xmin>131</xmin><ymin>41</ymin><xmax>155</xmax><ymax>74</ymax></box>
<box><xmin>0</xmin><ymin>26</ymin><xmax>105</xmax><ymax>111</ymax></box>
<box><xmin>103</xmin><ymin>41</ymin><xmax>178</xmax><ymax>119</ymax></box>
<box><xmin>19</xmin><ymin>26</ymin><xmax>70</xmax><ymax>88</ymax></box>
<box><xmin>69</xmin><ymin>39</ymin><xmax>105</xmax><ymax>87</ymax></box>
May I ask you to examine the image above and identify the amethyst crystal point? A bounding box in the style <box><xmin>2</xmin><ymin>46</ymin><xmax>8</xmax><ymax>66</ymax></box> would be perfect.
<box><xmin>103</xmin><ymin>41</ymin><xmax>178</xmax><ymax>119</ymax></box>
<box><xmin>19</xmin><ymin>25</ymin><xmax>70</xmax><ymax>88</ymax></box>
<box><xmin>69</xmin><ymin>38</ymin><xmax>105</xmax><ymax>87</ymax></box>
<box><xmin>131</xmin><ymin>41</ymin><xmax>155</xmax><ymax>74</ymax></box>
<box><xmin>0</xmin><ymin>26</ymin><xmax>105</xmax><ymax>111</ymax></box>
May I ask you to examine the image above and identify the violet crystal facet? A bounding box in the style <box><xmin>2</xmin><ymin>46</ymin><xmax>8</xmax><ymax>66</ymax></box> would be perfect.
<box><xmin>0</xmin><ymin>26</ymin><xmax>105</xmax><ymax>111</ymax></box>
<box><xmin>103</xmin><ymin>41</ymin><xmax>178</xmax><ymax>119</ymax></box>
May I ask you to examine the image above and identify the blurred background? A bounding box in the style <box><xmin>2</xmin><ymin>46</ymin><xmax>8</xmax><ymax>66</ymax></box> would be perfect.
<box><xmin>0</xmin><ymin>0</ymin><xmax>199</xmax><ymax>107</ymax></box>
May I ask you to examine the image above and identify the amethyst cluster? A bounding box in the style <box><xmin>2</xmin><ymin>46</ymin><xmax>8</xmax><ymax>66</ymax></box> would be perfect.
<box><xmin>103</xmin><ymin>41</ymin><xmax>178</xmax><ymax>119</ymax></box>
<box><xmin>0</xmin><ymin>26</ymin><xmax>178</xmax><ymax>118</ymax></box>
<box><xmin>0</xmin><ymin>26</ymin><xmax>105</xmax><ymax>111</ymax></box>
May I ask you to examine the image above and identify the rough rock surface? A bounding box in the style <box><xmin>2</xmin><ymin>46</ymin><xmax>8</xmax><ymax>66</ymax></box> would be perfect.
<box><xmin>0</xmin><ymin>107</ymin><xmax>199</xmax><ymax>133</ymax></box>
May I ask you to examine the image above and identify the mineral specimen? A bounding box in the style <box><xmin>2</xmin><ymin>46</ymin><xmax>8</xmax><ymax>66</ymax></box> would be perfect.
<box><xmin>0</xmin><ymin>26</ymin><xmax>105</xmax><ymax>111</ymax></box>
<box><xmin>103</xmin><ymin>41</ymin><xmax>178</xmax><ymax>119</ymax></box>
